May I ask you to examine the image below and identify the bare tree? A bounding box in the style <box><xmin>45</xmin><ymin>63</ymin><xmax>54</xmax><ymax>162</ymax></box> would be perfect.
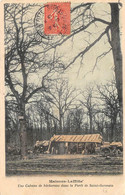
<box><xmin>36</xmin><ymin>96</ymin><xmax>59</xmax><ymax>138</ymax></box>
<box><xmin>43</xmin><ymin>78</ymin><xmax>78</xmax><ymax>133</ymax></box>
<box><xmin>5</xmin><ymin>3</ymin><xmax>123</xmax><ymax>158</ymax></box>
<box><xmin>93</xmin><ymin>112</ymin><xmax>108</xmax><ymax>137</ymax></box>
<box><xmin>4</xmin><ymin>4</ymin><xmax>62</xmax><ymax>158</ymax></box>
<box><xmin>48</xmin><ymin>3</ymin><xmax>122</xmax><ymax>131</ymax></box>
<box><xmin>65</xmin><ymin>106</ymin><xmax>84</xmax><ymax>134</ymax></box>
<box><xmin>97</xmin><ymin>80</ymin><xmax>120</xmax><ymax>141</ymax></box>
<box><xmin>80</xmin><ymin>86</ymin><xmax>97</xmax><ymax>133</ymax></box>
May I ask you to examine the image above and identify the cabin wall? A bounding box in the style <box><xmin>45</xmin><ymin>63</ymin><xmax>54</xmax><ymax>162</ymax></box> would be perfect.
<box><xmin>58</xmin><ymin>143</ymin><xmax>65</xmax><ymax>154</ymax></box>
<box><xmin>50</xmin><ymin>142</ymin><xmax>97</xmax><ymax>154</ymax></box>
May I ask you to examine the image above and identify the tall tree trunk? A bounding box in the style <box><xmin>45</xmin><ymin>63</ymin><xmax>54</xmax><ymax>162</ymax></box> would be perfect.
<box><xmin>89</xmin><ymin>113</ymin><xmax>93</xmax><ymax>134</ymax></box>
<box><xmin>110</xmin><ymin>3</ymin><xmax>123</xmax><ymax>140</ymax></box>
<box><xmin>113</xmin><ymin>116</ymin><xmax>117</xmax><ymax>141</ymax></box>
<box><xmin>40</xmin><ymin>118</ymin><xmax>43</xmax><ymax>140</ymax></box>
<box><xmin>19</xmin><ymin>119</ymin><xmax>27</xmax><ymax>159</ymax></box>
<box><xmin>19</xmin><ymin>102</ymin><xmax>27</xmax><ymax>159</ymax></box>
<box><xmin>46</xmin><ymin>114</ymin><xmax>51</xmax><ymax>138</ymax></box>
<box><xmin>54</xmin><ymin>120</ymin><xmax>57</xmax><ymax>134</ymax></box>
<box><xmin>59</xmin><ymin>110</ymin><xmax>63</xmax><ymax>133</ymax></box>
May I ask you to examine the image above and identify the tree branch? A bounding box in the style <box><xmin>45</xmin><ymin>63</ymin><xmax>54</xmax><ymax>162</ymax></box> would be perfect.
<box><xmin>65</xmin><ymin>25</ymin><xmax>110</xmax><ymax>69</ymax></box>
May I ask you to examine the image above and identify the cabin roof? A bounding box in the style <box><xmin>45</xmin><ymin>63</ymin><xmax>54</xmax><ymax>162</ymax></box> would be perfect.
<box><xmin>50</xmin><ymin>134</ymin><xmax>103</xmax><ymax>143</ymax></box>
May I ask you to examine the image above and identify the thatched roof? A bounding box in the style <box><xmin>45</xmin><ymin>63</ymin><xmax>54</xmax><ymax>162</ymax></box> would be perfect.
<box><xmin>50</xmin><ymin>134</ymin><xmax>103</xmax><ymax>143</ymax></box>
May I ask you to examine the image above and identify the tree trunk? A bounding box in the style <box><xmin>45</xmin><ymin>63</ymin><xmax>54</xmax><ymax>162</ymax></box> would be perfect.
<box><xmin>46</xmin><ymin>114</ymin><xmax>51</xmax><ymax>138</ymax></box>
<box><xmin>110</xmin><ymin>3</ymin><xmax>123</xmax><ymax>140</ymax></box>
<box><xmin>19</xmin><ymin>119</ymin><xmax>27</xmax><ymax>159</ymax></box>
<box><xmin>59</xmin><ymin>111</ymin><xmax>63</xmax><ymax>133</ymax></box>
<box><xmin>89</xmin><ymin>113</ymin><xmax>93</xmax><ymax>134</ymax></box>
<box><xmin>19</xmin><ymin>102</ymin><xmax>27</xmax><ymax>159</ymax></box>
<box><xmin>40</xmin><ymin>118</ymin><xmax>43</xmax><ymax>140</ymax></box>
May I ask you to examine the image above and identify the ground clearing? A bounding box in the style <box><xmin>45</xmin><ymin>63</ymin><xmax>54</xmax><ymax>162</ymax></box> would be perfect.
<box><xmin>6</xmin><ymin>154</ymin><xmax>123</xmax><ymax>176</ymax></box>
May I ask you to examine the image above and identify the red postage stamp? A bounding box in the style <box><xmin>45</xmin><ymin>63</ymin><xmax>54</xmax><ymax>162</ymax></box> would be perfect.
<box><xmin>44</xmin><ymin>2</ymin><xmax>70</xmax><ymax>35</ymax></box>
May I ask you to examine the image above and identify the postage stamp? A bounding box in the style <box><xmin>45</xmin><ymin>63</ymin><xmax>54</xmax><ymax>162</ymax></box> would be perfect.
<box><xmin>44</xmin><ymin>2</ymin><xmax>70</xmax><ymax>35</ymax></box>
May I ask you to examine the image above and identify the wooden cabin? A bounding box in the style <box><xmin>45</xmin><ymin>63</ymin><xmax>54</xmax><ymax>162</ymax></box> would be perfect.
<box><xmin>48</xmin><ymin>134</ymin><xmax>103</xmax><ymax>154</ymax></box>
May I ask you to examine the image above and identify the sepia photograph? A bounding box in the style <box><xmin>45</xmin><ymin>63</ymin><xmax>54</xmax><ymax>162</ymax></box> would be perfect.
<box><xmin>4</xmin><ymin>2</ymin><xmax>123</xmax><ymax>176</ymax></box>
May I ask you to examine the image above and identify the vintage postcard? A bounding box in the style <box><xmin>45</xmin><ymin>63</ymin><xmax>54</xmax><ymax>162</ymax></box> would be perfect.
<box><xmin>0</xmin><ymin>0</ymin><xmax>124</xmax><ymax>194</ymax></box>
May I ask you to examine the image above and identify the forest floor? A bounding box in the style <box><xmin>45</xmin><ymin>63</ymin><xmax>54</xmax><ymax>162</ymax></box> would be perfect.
<box><xmin>6</xmin><ymin>154</ymin><xmax>123</xmax><ymax>176</ymax></box>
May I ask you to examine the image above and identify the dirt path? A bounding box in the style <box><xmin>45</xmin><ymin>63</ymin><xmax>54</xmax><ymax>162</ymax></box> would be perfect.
<box><xmin>6</xmin><ymin>154</ymin><xmax>123</xmax><ymax>176</ymax></box>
